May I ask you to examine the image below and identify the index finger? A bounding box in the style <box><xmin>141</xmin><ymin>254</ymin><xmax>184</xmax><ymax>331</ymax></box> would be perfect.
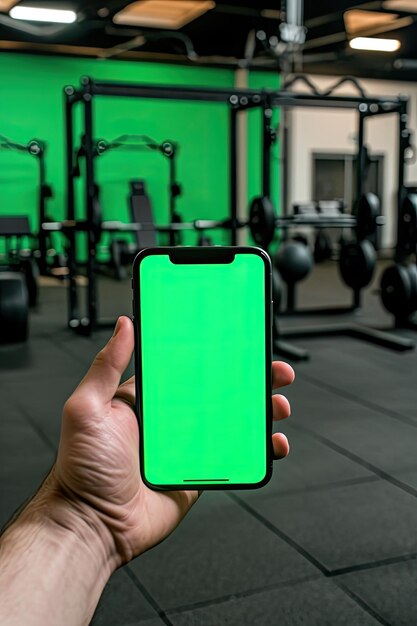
<box><xmin>272</xmin><ymin>361</ymin><xmax>295</xmax><ymax>390</ymax></box>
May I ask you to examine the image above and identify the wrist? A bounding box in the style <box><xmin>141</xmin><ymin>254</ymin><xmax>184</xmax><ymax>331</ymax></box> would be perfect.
<box><xmin>2</xmin><ymin>468</ymin><xmax>120</xmax><ymax>576</ymax></box>
<box><xmin>0</xmin><ymin>475</ymin><xmax>117</xmax><ymax>626</ymax></box>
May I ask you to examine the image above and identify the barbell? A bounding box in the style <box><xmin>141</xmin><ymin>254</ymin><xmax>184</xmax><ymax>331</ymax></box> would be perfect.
<box><xmin>43</xmin><ymin>193</ymin><xmax>382</xmax><ymax>249</ymax></box>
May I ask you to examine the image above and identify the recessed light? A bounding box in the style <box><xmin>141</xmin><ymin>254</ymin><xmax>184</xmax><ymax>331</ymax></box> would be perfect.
<box><xmin>9</xmin><ymin>5</ymin><xmax>77</xmax><ymax>23</ymax></box>
<box><xmin>349</xmin><ymin>36</ymin><xmax>401</xmax><ymax>51</ymax></box>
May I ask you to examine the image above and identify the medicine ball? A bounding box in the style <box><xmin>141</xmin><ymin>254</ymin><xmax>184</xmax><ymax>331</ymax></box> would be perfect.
<box><xmin>274</xmin><ymin>241</ymin><xmax>314</xmax><ymax>284</ymax></box>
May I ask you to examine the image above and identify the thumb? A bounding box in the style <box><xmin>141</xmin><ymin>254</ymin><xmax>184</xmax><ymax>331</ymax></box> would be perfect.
<box><xmin>77</xmin><ymin>316</ymin><xmax>134</xmax><ymax>405</ymax></box>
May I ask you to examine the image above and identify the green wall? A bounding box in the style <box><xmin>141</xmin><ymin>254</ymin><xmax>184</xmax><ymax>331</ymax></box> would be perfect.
<box><xmin>0</xmin><ymin>52</ymin><xmax>279</xmax><ymax>252</ymax></box>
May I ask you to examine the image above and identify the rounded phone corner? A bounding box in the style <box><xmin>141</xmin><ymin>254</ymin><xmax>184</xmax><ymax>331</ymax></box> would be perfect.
<box><xmin>247</xmin><ymin>246</ymin><xmax>272</xmax><ymax>269</ymax></box>
<box><xmin>140</xmin><ymin>472</ymin><xmax>168</xmax><ymax>492</ymax></box>
<box><xmin>132</xmin><ymin>247</ymin><xmax>159</xmax><ymax>269</ymax></box>
<box><xmin>245</xmin><ymin>464</ymin><xmax>273</xmax><ymax>491</ymax></box>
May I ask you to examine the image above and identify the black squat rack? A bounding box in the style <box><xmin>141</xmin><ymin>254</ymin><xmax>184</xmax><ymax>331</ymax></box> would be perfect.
<box><xmin>51</xmin><ymin>76</ymin><xmax>415</xmax><ymax>351</ymax></box>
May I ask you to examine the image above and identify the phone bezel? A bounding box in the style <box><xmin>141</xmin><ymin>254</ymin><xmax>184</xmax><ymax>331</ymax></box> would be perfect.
<box><xmin>132</xmin><ymin>246</ymin><xmax>273</xmax><ymax>491</ymax></box>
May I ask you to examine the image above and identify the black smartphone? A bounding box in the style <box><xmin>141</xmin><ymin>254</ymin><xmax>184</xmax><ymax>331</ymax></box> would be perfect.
<box><xmin>132</xmin><ymin>246</ymin><xmax>272</xmax><ymax>491</ymax></box>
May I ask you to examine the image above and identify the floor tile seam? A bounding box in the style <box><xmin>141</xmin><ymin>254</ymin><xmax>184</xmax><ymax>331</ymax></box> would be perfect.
<box><xmin>329</xmin><ymin>552</ymin><xmax>417</xmax><ymax>577</ymax></box>
<box><xmin>5</xmin><ymin>387</ymin><xmax>57</xmax><ymax>453</ymax></box>
<box><xmin>228</xmin><ymin>490</ymin><xmax>417</xmax><ymax>582</ymax></box>
<box><xmin>333</xmin><ymin>580</ymin><xmax>392</xmax><ymax>626</ymax></box>
<box><xmin>164</xmin><ymin>574</ymin><xmax>323</xmax><ymax>616</ymax></box>
<box><xmin>297</xmin><ymin>371</ymin><xmax>417</xmax><ymax>429</ymax></box>
<box><xmin>226</xmin><ymin>491</ymin><xmax>328</xmax><ymax>575</ymax></box>
<box><xmin>161</xmin><ymin>554</ymin><xmax>417</xmax><ymax>618</ymax></box>
<box><xmin>125</xmin><ymin>566</ymin><xmax>174</xmax><ymax>626</ymax></box>
<box><xmin>290</xmin><ymin>421</ymin><xmax>417</xmax><ymax>499</ymax></box>
<box><xmin>0</xmin><ymin>370</ymin><xmax>72</xmax><ymax>383</ymax></box>
<box><xmin>265</xmin><ymin>475</ymin><xmax>380</xmax><ymax>498</ymax></box>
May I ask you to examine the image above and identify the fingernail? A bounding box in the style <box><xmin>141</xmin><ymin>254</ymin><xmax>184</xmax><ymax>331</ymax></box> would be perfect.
<box><xmin>113</xmin><ymin>316</ymin><xmax>122</xmax><ymax>337</ymax></box>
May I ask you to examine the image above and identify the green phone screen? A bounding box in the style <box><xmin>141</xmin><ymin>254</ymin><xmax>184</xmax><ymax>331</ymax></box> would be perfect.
<box><xmin>137</xmin><ymin>249</ymin><xmax>271</xmax><ymax>488</ymax></box>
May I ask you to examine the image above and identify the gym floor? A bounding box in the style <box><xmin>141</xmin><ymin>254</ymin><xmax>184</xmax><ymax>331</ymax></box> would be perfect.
<box><xmin>1</xmin><ymin>260</ymin><xmax>417</xmax><ymax>626</ymax></box>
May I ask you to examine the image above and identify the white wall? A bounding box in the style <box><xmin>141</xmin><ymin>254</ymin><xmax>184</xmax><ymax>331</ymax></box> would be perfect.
<box><xmin>286</xmin><ymin>75</ymin><xmax>417</xmax><ymax>248</ymax></box>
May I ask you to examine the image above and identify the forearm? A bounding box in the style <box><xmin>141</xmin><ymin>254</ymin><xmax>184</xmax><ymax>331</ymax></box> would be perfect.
<box><xmin>0</xmin><ymin>475</ymin><xmax>117</xmax><ymax>626</ymax></box>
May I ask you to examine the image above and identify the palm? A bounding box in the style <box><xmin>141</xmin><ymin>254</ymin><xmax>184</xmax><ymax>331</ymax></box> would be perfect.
<box><xmin>52</xmin><ymin>317</ymin><xmax>293</xmax><ymax>562</ymax></box>
<box><xmin>55</xmin><ymin>378</ymin><xmax>198</xmax><ymax>560</ymax></box>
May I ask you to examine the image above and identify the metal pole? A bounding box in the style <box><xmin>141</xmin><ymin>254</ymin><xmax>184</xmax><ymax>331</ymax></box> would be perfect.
<box><xmin>396</xmin><ymin>98</ymin><xmax>408</xmax><ymax>262</ymax></box>
<box><xmin>83</xmin><ymin>88</ymin><xmax>97</xmax><ymax>334</ymax></box>
<box><xmin>230</xmin><ymin>106</ymin><xmax>238</xmax><ymax>245</ymax></box>
<box><xmin>355</xmin><ymin>108</ymin><xmax>366</xmax><ymax>216</ymax></box>
<box><xmin>64</xmin><ymin>87</ymin><xmax>79</xmax><ymax>328</ymax></box>
<box><xmin>168</xmin><ymin>154</ymin><xmax>177</xmax><ymax>245</ymax></box>
<box><xmin>262</xmin><ymin>99</ymin><xmax>272</xmax><ymax>197</ymax></box>
<box><xmin>281</xmin><ymin>107</ymin><xmax>290</xmax><ymax>217</ymax></box>
<box><xmin>37</xmin><ymin>147</ymin><xmax>47</xmax><ymax>274</ymax></box>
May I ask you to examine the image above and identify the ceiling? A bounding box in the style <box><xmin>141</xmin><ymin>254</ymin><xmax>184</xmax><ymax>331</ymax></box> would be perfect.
<box><xmin>1</xmin><ymin>0</ymin><xmax>417</xmax><ymax>80</ymax></box>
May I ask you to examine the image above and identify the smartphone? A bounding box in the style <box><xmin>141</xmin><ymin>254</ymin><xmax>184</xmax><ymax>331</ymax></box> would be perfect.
<box><xmin>132</xmin><ymin>246</ymin><xmax>272</xmax><ymax>491</ymax></box>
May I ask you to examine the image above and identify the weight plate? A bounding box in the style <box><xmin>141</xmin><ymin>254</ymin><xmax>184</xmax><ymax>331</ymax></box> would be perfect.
<box><xmin>409</xmin><ymin>264</ymin><xmax>417</xmax><ymax>313</ymax></box>
<box><xmin>249</xmin><ymin>196</ymin><xmax>276</xmax><ymax>249</ymax></box>
<box><xmin>356</xmin><ymin>192</ymin><xmax>380</xmax><ymax>241</ymax></box>
<box><xmin>399</xmin><ymin>193</ymin><xmax>417</xmax><ymax>254</ymax></box>
<box><xmin>0</xmin><ymin>272</ymin><xmax>29</xmax><ymax>343</ymax></box>
<box><xmin>380</xmin><ymin>264</ymin><xmax>417</xmax><ymax>317</ymax></box>
<box><xmin>339</xmin><ymin>240</ymin><xmax>376</xmax><ymax>290</ymax></box>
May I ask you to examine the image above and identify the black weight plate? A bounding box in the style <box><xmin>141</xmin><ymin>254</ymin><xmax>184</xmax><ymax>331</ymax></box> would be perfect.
<box><xmin>399</xmin><ymin>193</ymin><xmax>417</xmax><ymax>253</ymax></box>
<box><xmin>356</xmin><ymin>192</ymin><xmax>380</xmax><ymax>241</ymax></box>
<box><xmin>339</xmin><ymin>240</ymin><xmax>376</xmax><ymax>290</ymax></box>
<box><xmin>380</xmin><ymin>264</ymin><xmax>417</xmax><ymax>317</ymax></box>
<box><xmin>0</xmin><ymin>272</ymin><xmax>29</xmax><ymax>343</ymax></box>
<box><xmin>409</xmin><ymin>264</ymin><xmax>417</xmax><ymax>313</ymax></box>
<box><xmin>249</xmin><ymin>196</ymin><xmax>276</xmax><ymax>249</ymax></box>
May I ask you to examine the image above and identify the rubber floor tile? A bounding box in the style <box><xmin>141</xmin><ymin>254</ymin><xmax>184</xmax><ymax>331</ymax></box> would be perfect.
<box><xmin>168</xmin><ymin>578</ymin><xmax>381</xmax><ymax>626</ymax></box>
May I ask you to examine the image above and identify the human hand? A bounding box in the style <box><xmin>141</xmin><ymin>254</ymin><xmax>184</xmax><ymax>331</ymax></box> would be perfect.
<box><xmin>45</xmin><ymin>316</ymin><xmax>294</xmax><ymax>570</ymax></box>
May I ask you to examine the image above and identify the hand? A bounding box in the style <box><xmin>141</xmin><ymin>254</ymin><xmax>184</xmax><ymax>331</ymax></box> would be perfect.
<box><xmin>47</xmin><ymin>316</ymin><xmax>294</xmax><ymax>568</ymax></box>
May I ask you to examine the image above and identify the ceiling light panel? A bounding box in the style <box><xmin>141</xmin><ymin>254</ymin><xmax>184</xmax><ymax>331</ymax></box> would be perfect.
<box><xmin>350</xmin><ymin>36</ymin><xmax>401</xmax><ymax>51</ymax></box>
<box><xmin>113</xmin><ymin>0</ymin><xmax>215</xmax><ymax>30</ymax></box>
<box><xmin>9</xmin><ymin>6</ymin><xmax>77</xmax><ymax>23</ymax></box>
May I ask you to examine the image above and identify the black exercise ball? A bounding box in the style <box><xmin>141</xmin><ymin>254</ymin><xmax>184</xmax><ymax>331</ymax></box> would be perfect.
<box><xmin>274</xmin><ymin>241</ymin><xmax>314</xmax><ymax>284</ymax></box>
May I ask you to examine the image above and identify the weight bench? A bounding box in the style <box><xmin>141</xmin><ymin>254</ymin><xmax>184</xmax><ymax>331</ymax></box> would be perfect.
<box><xmin>110</xmin><ymin>180</ymin><xmax>157</xmax><ymax>279</ymax></box>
